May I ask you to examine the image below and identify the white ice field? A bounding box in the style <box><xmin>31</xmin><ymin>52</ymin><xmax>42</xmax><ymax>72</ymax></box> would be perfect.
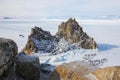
<box><xmin>0</xmin><ymin>19</ymin><xmax>120</xmax><ymax>68</ymax></box>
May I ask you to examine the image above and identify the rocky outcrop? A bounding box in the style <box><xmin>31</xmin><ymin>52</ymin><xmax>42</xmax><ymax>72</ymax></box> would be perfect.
<box><xmin>92</xmin><ymin>66</ymin><xmax>120</xmax><ymax>80</ymax></box>
<box><xmin>52</xmin><ymin>38</ymin><xmax>81</xmax><ymax>55</ymax></box>
<box><xmin>49</xmin><ymin>61</ymin><xmax>98</xmax><ymax>80</ymax></box>
<box><xmin>0</xmin><ymin>38</ymin><xmax>18</xmax><ymax>76</ymax></box>
<box><xmin>56</xmin><ymin>18</ymin><xmax>97</xmax><ymax>49</ymax></box>
<box><xmin>15</xmin><ymin>52</ymin><xmax>41</xmax><ymax>80</ymax></box>
<box><xmin>23</xmin><ymin>18</ymin><xmax>97</xmax><ymax>54</ymax></box>
<box><xmin>23</xmin><ymin>38</ymin><xmax>36</xmax><ymax>54</ymax></box>
<box><xmin>1</xmin><ymin>52</ymin><xmax>41</xmax><ymax>80</ymax></box>
<box><xmin>23</xmin><ymin>26</ymin><xmax>57</xmax><ymax>54</ymax></box>
<box><xmin>49</xmin><ymin>61</ymin><xmax>120</xmax><ymax>80</ymax></box>
<box><xmin>0</xmin><ymin>38</ymin><xmax>40</xmax><ymax>80</ymax></box>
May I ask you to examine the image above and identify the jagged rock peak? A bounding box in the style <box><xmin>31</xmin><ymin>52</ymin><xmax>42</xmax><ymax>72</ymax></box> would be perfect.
<box><xmin>23</xmin><ymin>26</ymin><xmax>57</xmax><ymax>54</ymax></box>
<box><xmin>56</xmin><ymin>18</ymin><xmax>97</xmax><ymax>49</ymax></box>
<box><xmin>30</xmin><ymin>26</ymin><xmax>53</xmax><ymax>40</ymax></box>
<box><xmin>23</xmin><ymin>18</ymin><xmax>97</xmax><ymax>54</ymax></box>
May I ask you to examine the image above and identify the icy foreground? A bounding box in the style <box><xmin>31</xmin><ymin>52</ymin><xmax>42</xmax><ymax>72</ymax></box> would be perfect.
<box><xmin>0</xmin><ymin>20</ymin><xmax>120</xmax><ymax>68</ymax></box>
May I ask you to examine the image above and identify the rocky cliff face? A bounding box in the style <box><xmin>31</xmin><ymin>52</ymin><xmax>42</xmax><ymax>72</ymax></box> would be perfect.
<box><xmin>56</xmin><ymin>18</ymin><xmax>97</xmax><ymax>49</ymax></box>
<box><xmin>23</xmin><ymin>26</ymin><xmax>57</xmax><ymax>54</ymax></box>
<box><xmin>0</xmin><ymin>38</ymin><xmax>18</xmax><ymax>76</ymax></box>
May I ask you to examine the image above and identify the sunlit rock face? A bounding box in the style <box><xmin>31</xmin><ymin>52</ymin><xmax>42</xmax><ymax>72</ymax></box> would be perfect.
<box><xmin>92</xmin><ymin>66</ymin><xmax>120</xmax><ymax>80</ymax></box>
<box><xmin>56</xmin><ymin>18</ymin><xmax>97</xmax><ymax>49</ymax></box>
<box><xmin>49</xmin><ymin>61</ymin><xmax>98</xmax><ymax>80</ymax></box>
<box><xmin>49</xmin><ymin>61</ymin><xmax>120</xmax><ymax>80</ymax></box>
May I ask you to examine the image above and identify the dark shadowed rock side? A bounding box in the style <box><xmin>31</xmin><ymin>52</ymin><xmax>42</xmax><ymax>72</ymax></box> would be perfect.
<box><xmin>0</xmin><ymin>38</ymin><xmax>18</xmax><ymax>76</ymax></box>
<box><xmin>1</xmin><ymin>52</ymin><xmax>41</xmax><ymax>80</ymax></box>
<box><xmin>56</xmin><ymin>18</ymin><xmax>97</xmax><ymax>49</ymax></box>
<box><xmin>23</xmin><ymin>18</ymin><xmax>97</xmax><ymax>54</ymax></box>
<box><xmin>40</xmin><ymin>64</ymin><xmax>55</xmax><ymax>80</ymax></box>
<box><xmin>23</xmin><ymin>26</ymin><xmax>57</xmax><ymax>54</ymax></box>
<box><xmin>0</xmin><ymin>38</ymin><xmax>40</xmax><ymax>80</ymax></box>
<box><xmin>15</xmin><ymin>52</ymin><xmax>40</xmax><ymax>80</ymax></box>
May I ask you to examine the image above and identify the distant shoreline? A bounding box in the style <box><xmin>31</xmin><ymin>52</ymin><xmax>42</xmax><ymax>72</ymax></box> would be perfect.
<box><xmin>0</xmin><ymin>19</ymin><xmax>120</xmax><ymax>25</ymax></box>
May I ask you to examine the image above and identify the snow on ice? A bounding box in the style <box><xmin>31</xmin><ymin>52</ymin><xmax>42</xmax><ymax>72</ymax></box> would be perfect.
<box><xmin>0</xmin><ymin>20</ymin><xmax>120</xmax><ymax>68</ymax></box>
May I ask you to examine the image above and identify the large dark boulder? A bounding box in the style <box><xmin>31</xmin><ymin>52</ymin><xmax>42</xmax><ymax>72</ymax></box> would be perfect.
<box><xmin>0</xmin><ymin>38</ymin><xmax>18</xmax><ymax>76</ymax></box>
<box><xmin>0</xmin><ymin>38</ymin><xmax>40</xmax><ymax>80</ymax></box>
<box><xmin>56</xmin><ymin>18</ymin><xmax>97</xmax><ymax>49</ymax></box>
<box><xmin>1</xmin><ymin>52</ymin><xmax>41</xmax><ymax>80</ymax></box>
<box><xmin>15</xmin><ymin>52</ymin><xmax>41</xmax><ymax>80</ymax></box>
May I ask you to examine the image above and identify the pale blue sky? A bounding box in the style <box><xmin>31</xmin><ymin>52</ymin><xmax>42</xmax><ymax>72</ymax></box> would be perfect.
<box><xmin>0</xmin><ymin>0</ymin><xmax>120</xmax><ymax>18</ymax></box>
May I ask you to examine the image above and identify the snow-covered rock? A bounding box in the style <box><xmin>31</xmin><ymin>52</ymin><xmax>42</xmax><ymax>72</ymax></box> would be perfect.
<box><xmin>23</xmin><ymin>26</ymin><xmax>57</xmax><ymax>54</ymax></box>
<box><xmin>52</xmin><ymin>38</ymin><xmax>82</xmax><ymax>55</ymax></box>
<box><xmin>23</xmin><ymin>18</ymin><xmax>97</xmax><ymax>54</ymax></box>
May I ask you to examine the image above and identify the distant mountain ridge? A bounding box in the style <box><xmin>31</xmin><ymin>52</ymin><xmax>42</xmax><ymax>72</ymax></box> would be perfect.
<box><xmin>0</xmin><ymin>15</ymin><xmax>120</xmax><ymax>20</ymax></box>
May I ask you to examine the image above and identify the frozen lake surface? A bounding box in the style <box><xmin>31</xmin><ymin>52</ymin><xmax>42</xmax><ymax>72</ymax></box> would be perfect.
<box><xmin>0</xmin><ymin>19</ymin><xmax>120</xmax><ymax>67</ymax></box>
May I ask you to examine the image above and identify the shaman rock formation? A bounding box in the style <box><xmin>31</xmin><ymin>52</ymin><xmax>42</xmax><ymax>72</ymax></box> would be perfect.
<box><xmin>23</xmin><ymin>18</ymin><xmax>97</xmax><ymax>54</ymax></box>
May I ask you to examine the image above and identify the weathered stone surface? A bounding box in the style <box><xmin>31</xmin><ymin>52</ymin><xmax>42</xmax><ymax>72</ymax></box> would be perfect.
<box><xmin>23</xmin><ymin>38</ymin><xmax>36</xmax><ymax>54</ymax></box>
<box><xmin>92</xmin><ymin>66</ymin><xmax>120</xmax><ymax>80</ymax></box>
<box><xmin>15</xmin><ymin>52</ymin><xmax>41</xmax><ymax>80</ymax></box>
<box><xmin>49</xmin><ymin>61</ymin><xmax>120</xmax><ymax>80</ymax></box>
<box><xmin>56</xmin><ymin>18</ymin><xmax>97</xmax><ymax>49</ymax></box>
<box><xmin>0</xmin><ymin>38</ymin><xmax>18</xmax><ymax>76</ymax></box>
<box><xmin>1</xmin><ymin>52</ymin><xmax>41</xmax><ymax>80</ymax></box>
<box><xmin>40</xmin><ymin>64</ymin><xmax>55</xmax><ymax>80</ymax></box>
<box><xmin>23</xmin><ymin>26</ymin><xmax>57</xmax><ymax>54</ymax></box>
<box><xmin>49</xmin><ymin>61</ymin><xmax>98</xmax><ymax>80</ymax></box>
<box><xmin>1</xmin><ymin>62</ymin><xmax>24</xmax><ymax>80</ymax></box>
